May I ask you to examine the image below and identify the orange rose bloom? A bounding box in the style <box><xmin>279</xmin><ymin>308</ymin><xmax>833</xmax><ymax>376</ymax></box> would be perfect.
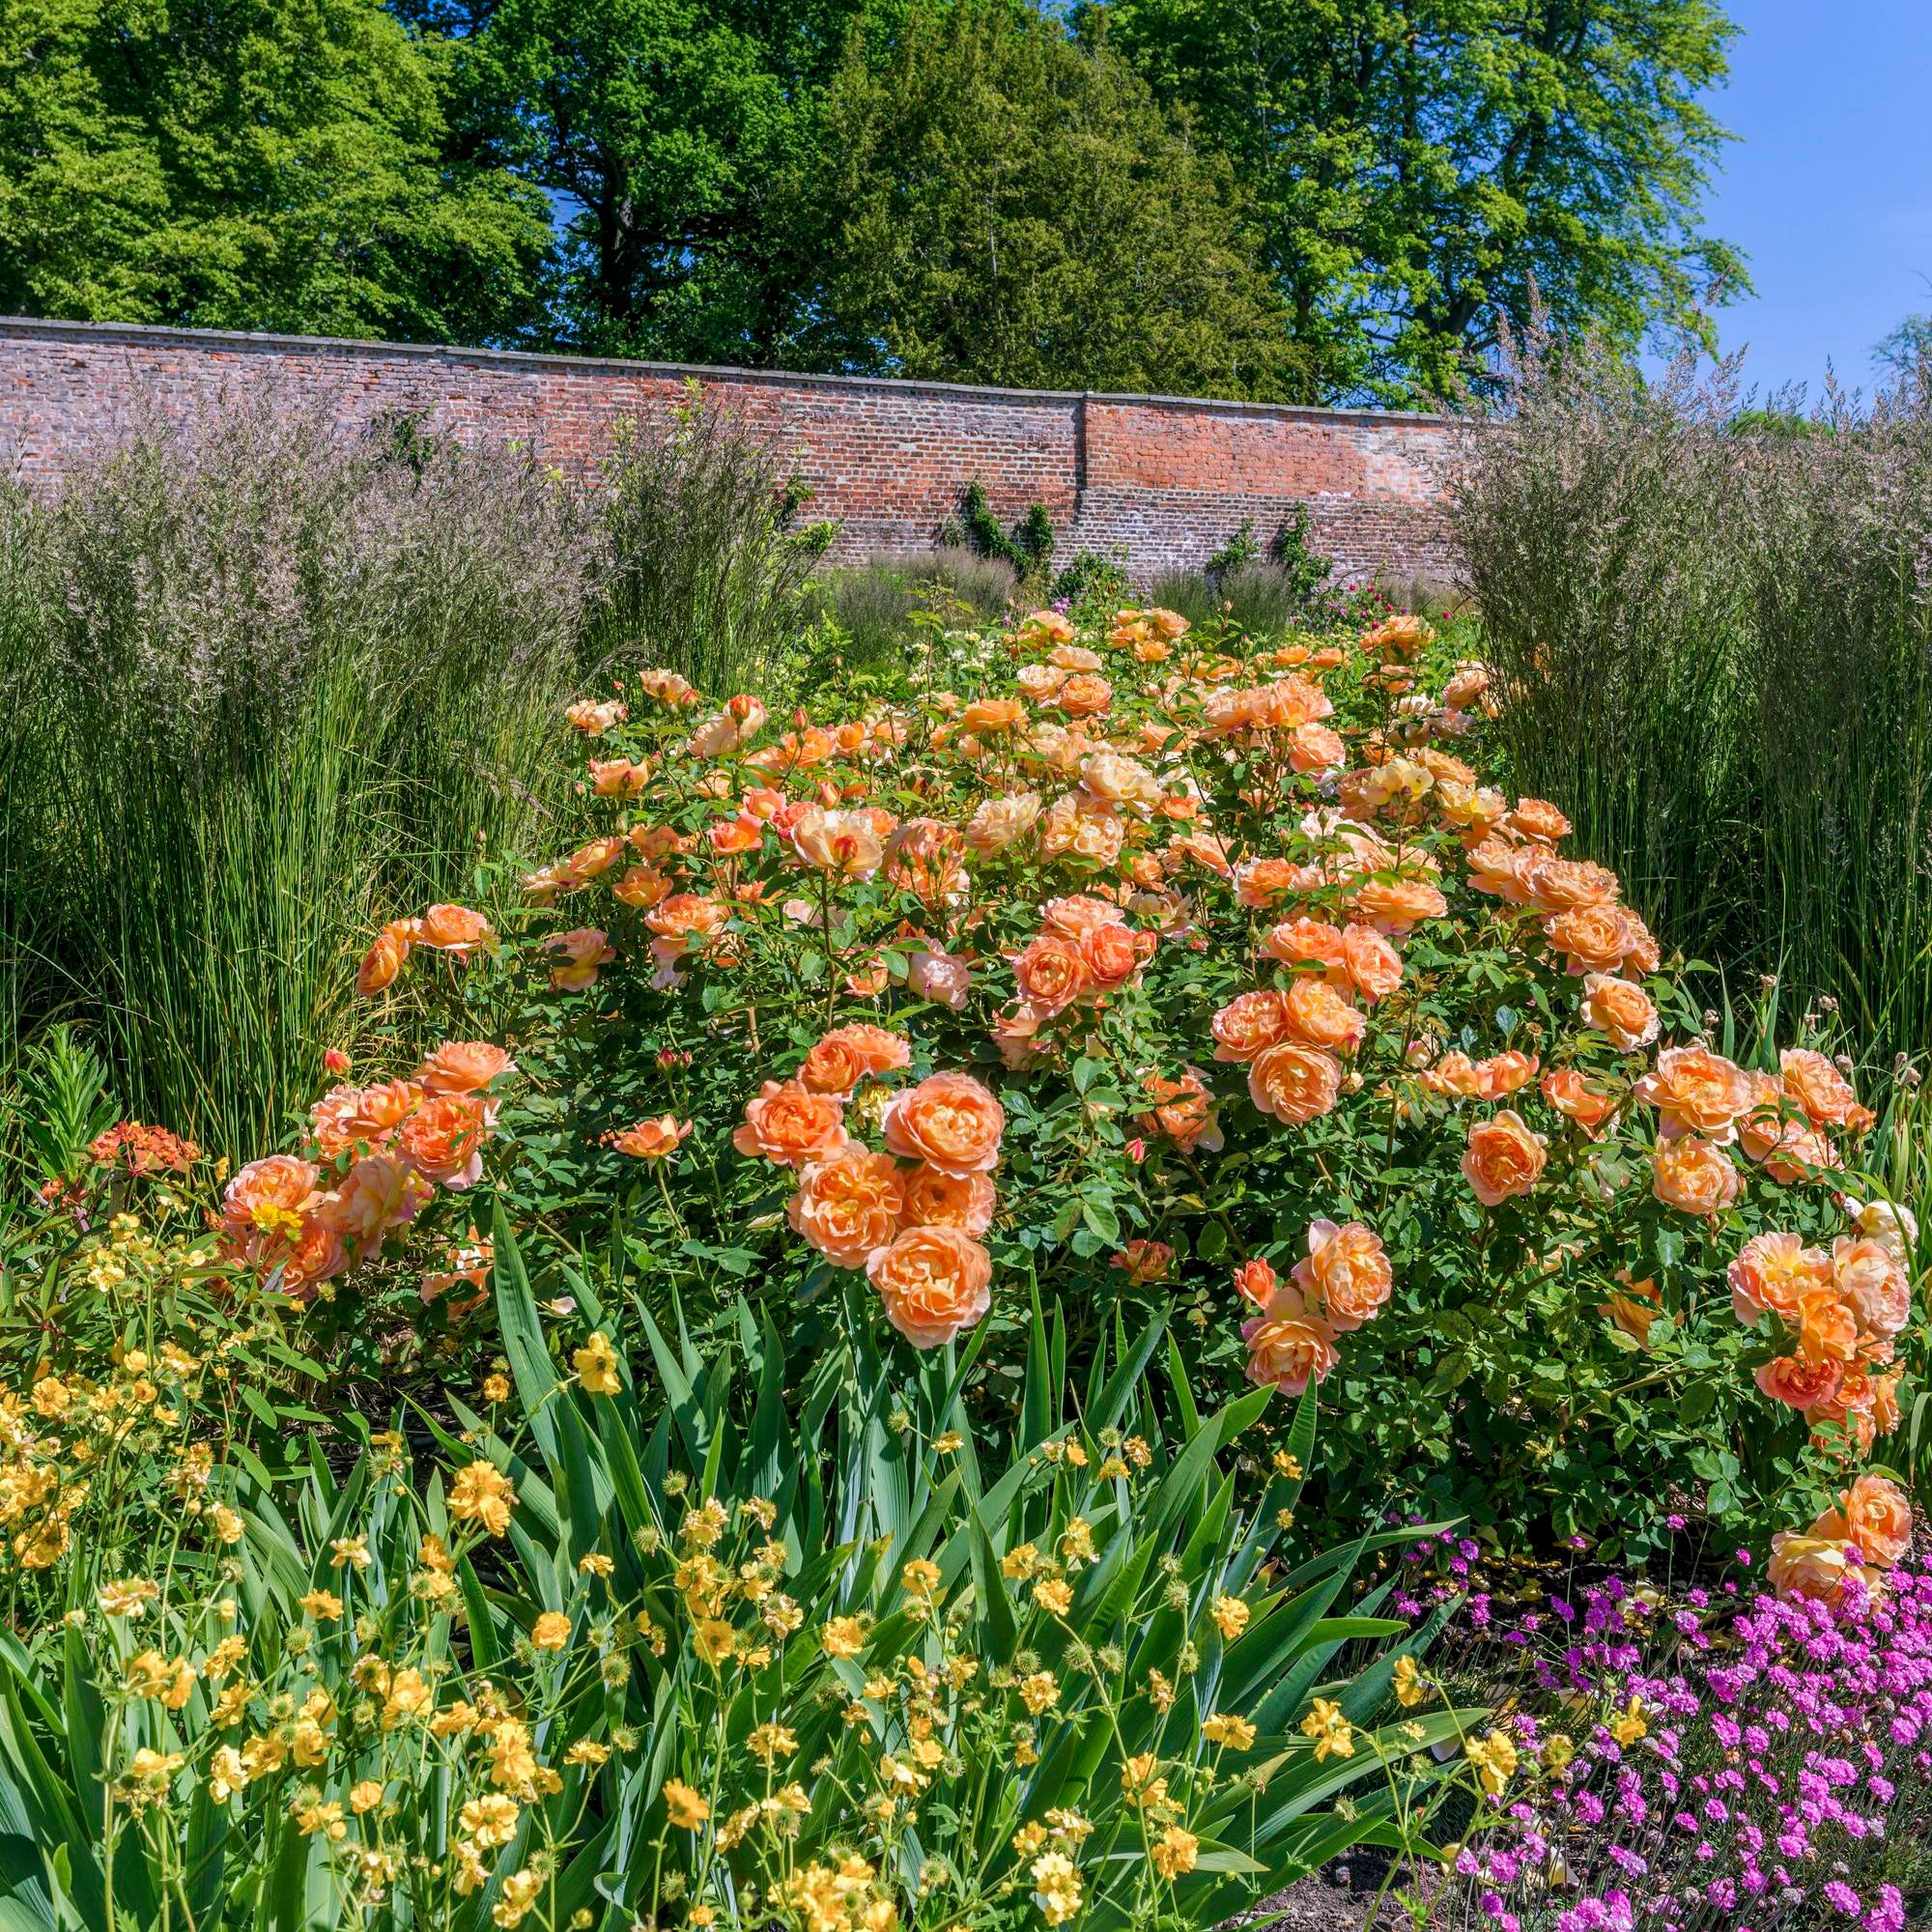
<box><xmin>1341</xmin><ymin>923</ymin><xmax>1403</xmax><ymax>1003</ymax></box>
<box><xmin>1231</xmin><ymin>1258</ymin><xmax>1283</xmax><ymax>1313</ymax></box>
<box><xmin>881</xmin><ymin>1071</ymin><xmax>1005</xmax><ymax>1177</ymax></box>
<box><xmin>315</xmin><ymin>1152</ymin><xmax>433</xmax><ymax>1243</ymax></box>
<box><xmin>1813</xmin><ymin>1473</ymin><xmax>1913</xmax><ymax>1566</ymax></box>
<box><xmin>1211</xmin><ymin>989</ymin><xmax>1292</xmax><ymax>1064</ymax></box>
<box><xmin>1634</xmin><ymin>1045</ymin><xmax>1757</xmax><ymax>1143</ymax></box>
<box><xmin>1235</xmin><ymin>857</ymin><xmax>1319</xmax><ymax>908</ymax></box>
<box><xmin>356</xmin><ymin>919</ymin><xmax>418</xmax><ymax>996</ymax></box>
<box><xmin>960</xmin><ymin>697</ymin><xmax>1027</xmax><ymax>734</ymax></box>
<box><xmin>1248</xmin><ymin>1044</ymin><xmax>1343</xmax><ymax>1125</ymax></box>
<box><xmin>790</xmin><ymin>807</ymin><xmax>885</xmax><ymax>879</ymax></box>
<box><xmin>1478</xmin><ymin>1049</ymin><xmax>1539</xmax><ymax>1099</ymax></box>
<box><xmin>1778</xmin><ymin>1048</ymin><xmax>1861</xmax><ymax>1127</ymax></box>
<box><xmin>1264</xmin><ymin>917</ymin><xmax>1347</xmax><ymax>971</ymax></box>
<box><xmin>546</xmin><ymin>927</ymin><xmax>615</xmax><ymax>992</ymax></box>
<box><xmin>1540</xmin><ymin>1067</ymin><xmax>1617</xmax><ymax>1136</ymax></box>
<box><xmin>1056</xmin><ymin>673</ymin><xmax>1113</xmax><ymax>717</ymax></box>
<box><xmin>1281</xmin><ymin>977</ymin><xmax>1366</xmax><ymax>1054</ymax></box>
<box><xmin>733</xmin><ymin>1081</ymin><xmax>850</xmax><ymax>1169</ymax></box>
<box><xmin>417</xmin><ymin>903</ymin><xmax>495</xmax><ymax>956</ymax></box>
<box><xmin>788</xmin><ymin>1149</ymin><xmax>906</xmax><ymax>1268</ymax></box>
<box><xmin>1544</xmin><ymin>902</ymin><xmax>1643</xmax><ymax>977</ymax></box>
<box><xmin>1525</xmin><ymin>858</ymin><xmax>1621</xmax><ymax>914</ymax></box>
<box><xmin>416</xmin><ymin>1041</ymin><xmax>517</xmax><ymax>1097</ymax></box>
<box><xmin>1833</xmin><ymin>1236</ymin><xmax>1912</xmax><ymax>1339</ymax></box>
<box><xmin>1351</xmin><ymin>876</ymin><xmax>1448</xmax><ymax>935</ymax></box>
<box><xmin>1079</xmin><ymin>922</ymin><xmax>1142</xmax><ymax>990</ymax></box>
<box><xmin>1461</xmin><ymin>1110</ymin><xmax>1547</xmax><ymax>1207</ymax></box>
<box><xmin>222</xmin><ymin>1154</ymin><xmax>320</xmax><ymax>1237</ymax></box>
<box><xmin>798</xmin><ymin>1024</ymin><xmax>911</xmax><ymax>1096</ymax></box>
<box><xmin>1507</xmin><ymin>799</ymin><xmax>1572</xmax><ymax>844</ymax></box>
<box><xmin>612</xmin><ymin>863</ymin><xmax>672</xmax><ymax>911</ymax></box>
<box><xmin>1138</xmin><ymin>1067</ymin><xmax>1225</xmax><ymax>1152</ymax></box>
<box><xmin>867</xmin><ymin>1226</ymin><xmax>993</xmax><ymax>1348</ymax></box>
<box><xmin>1794</xmin><ymin>1286</ymin><xmax>1860</xmax><ymax>1364</ymax></box>
<box><xmin>1114</xmin><ymin>1238</ymin><xmax>1174</xmax><ymax>1286</ymax></box>
<box><xmin>1581</xmin><ymin>975</ymin><xmax>1660</xmax><ymax>1052</ymax></box>
<box><xmin>1651</xmin><ymin>1135</ymin><xmax>1741</xmax><ymax>1216</ymax></box>
<box><xmin>1291</xmin><ymin>1219</ymin><xmax>1391</xmax><ymax>1332</ymax></box>
<box><xmin>1768</xmin><ymin>1532</ymin><xmax>1872</xmax><ymax>1607</ymax></box>
<box><xmin>399</xmin><ymin>1093</ymin><xmax>490</xmax><ymax>1189</ymax></box>
<box><xmin>899</xmin><ymin>1165</ymin><xmax>996</xmax><ymax>1237</ymax></box>
<box><xmin>1467</xmin><ymin>838</ymin><xmax>1542</xmax><ymax>904</ymax></box>
<box><xmin>610</xmin><ymin>1115</ymin><xmax>694</xmax><ymax>1160</ymax></box>
<box><xmin>587</xmin><ymin>757</ymin><xmax>650</xmax><ymax>797</ymax></box>
<box><xmin>1727</xmin><ymin>1231</ymin><xmax>1832</xmax><ymax>1324</ymax></box>
<box><xmin>1757</xmin><ymin>1354</ymin><xmax>1844</xmax><ymax>1413</ymax></box>
<box><xmin>1240</xmin><ymin>1313</ymin><xmax>1339</xmax><ymax>1396</ymax></box>
<box><xmin>1012</xmin><ymin>933</ymin><xmax>1090</xmax><ymax>1013</ymax></box>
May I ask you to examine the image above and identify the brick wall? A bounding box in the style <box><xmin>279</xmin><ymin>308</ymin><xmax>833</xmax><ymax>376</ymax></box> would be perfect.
<box><xmin>0</xmin><ymin>316</ymin><xmax>1457</xmax><ymax>584</ymax></box>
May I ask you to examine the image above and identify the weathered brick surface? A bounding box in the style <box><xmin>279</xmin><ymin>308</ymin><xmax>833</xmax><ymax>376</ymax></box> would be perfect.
<box><xmin>0</xmin><ymin>317</ymin><xmax>1456</xmax><ymax>583</ymax></box>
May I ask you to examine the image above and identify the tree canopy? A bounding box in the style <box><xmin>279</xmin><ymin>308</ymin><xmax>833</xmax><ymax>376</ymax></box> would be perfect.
<box><xmin>0</xmin><ymin>0</ymin><xmax>1749</xmax><ymax>400</ymax></box>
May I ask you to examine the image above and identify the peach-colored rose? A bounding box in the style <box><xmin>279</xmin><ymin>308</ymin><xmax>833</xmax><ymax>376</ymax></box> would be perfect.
<box><xmin>1056</xmin><ymin>673</ymin><xmax>1113</xmax><ymax>717</ymax></box>
<box><xmin>1466</xmin><ymin>838</ymin><xmax>1543</xmax><ymax>904</ymax></box>
<box><xmin>1634</xmin><ymin>1045</ymin><xmax>1758</xmax><ymax>1143</ymax></box>
<box><xmin>733</xmin><ymin>1081</ymin><xmax>850</xmax><ymax>1169</ymax></box>
<box><xmin>1581</xmin><ymin>975</ymin><xmax>1660</xmax><ymax>1052</ymax></box>
<box><xmin>688</xmin><ymin>695</ymin><xmax>768</xmax><ymax>758</ymax></box>
<box><xmin>1461</xmin><ymin>1111</ymin><xmax>1547</xmax><ymax>1207</ymax></box>
<box><xmin>612</xmin><ymin>863</ymin><xmax>671</xmax><ymax>911</ymax></box>
<box><xmin>1544</xmin><ymin>902</ymin><xmax>1642</xmax><ymax>976</ymax></box>
<box><xmin>788</xmin><ymin>1149</ymin><xmax>906</xmax><ymax>1268</ymax></box>
<box><xmin>1442</xmin><ymin>664</ymin><xmax>1490</xmax><ymax>709</ymax></box>
<box><xmin>315</xmin><ymin>1152</ymin><xmax>433</xmax><ymax>1242</ymax></box>
<box><xmin>417</xmin><ymin>903</ymin><xmax>495</xmax><ymax>956</ymax></box>
<box><xmin>1351</xmin><ymin>876</ymin><xmax>1448</xmax><ymax>935</ymax></box>
<box><xmin>899</xmin><ymin>1165</ymin><xmax>996</xmax><ymax>1237</ymax></box>
<box><xmin>1813</xmin><ymin>1473</ymin><xmax>1913</xmax><ymax>1567</ymax></box>
<box><xmin>1114</xmin><ymin>1238</ymin><xmax>1174</xmax><ymax>1286</ymax></box>
<box><xmin>566</xmin><ymin>697</ymin><xmax>627</xmax><ymax>734</ymax></box>
<box><xmin>1793</xmin><ymin>1285</ymin><xmax>1859</xmax><ymax>1364</ymax></box>
<box><xmin>867</xmin><ymin>1226</ymin><xmax>993</xmax><ymax>1348</ymax></box>
<box><xmin>546</xmin><ymin>927</ymin><xmax>615</xmax><ymax>992</ymax></box>
<box><xmin>708</xmin><ymin>814</ymin><xmax>764</xmax><ymax>857</ymax></box>
<box><xmin>992</xmin><ymin>1002</ymin><xmax>1050</xmax><ymax>1068</ymax></box>
<box><xmin>609</xmin><ymin>1115</ymin><xmax>694</xmax><ymax>1159</ymax></box>
<box><xmin>907</xmin><ymin>945</ymin><xmax>973</xmax><ymax>1009</ymax></box>
<box><xmin>1525</xmin><ymin>858</ymin><xmax>1621</xmax><ymax>914</ymax></box>
<box><xmin>1833</xmin><ymin>1236</ymin><xmax>1912</xmax><ymax>1339</ymax></box>
<box><xmin>798</xmin><ymin>1025</ymin><xmax>910</xmax><ymax>1096</ymax></box>
<box><xmin>1778</xmin><ymin>1048</ymin><xmax>1861</xmax><ymax>1127</ymax></box>
<box><xmin>1080</xmin><ymin>750</ymin><xmax>1161</xmax><ymax>812</ymax></box>
<box><xmin>1727</xmin><ymin>1231</ymin><xmax>1832</xmax><ymax>1324</ymax></box>
<box><xmin>1038</xmin><ymin>791</ymin><xmax>1124</xmax><ymax>866</ymax></box>
<box><xmin>1279</xmin><ymin>977</ymin><xmax>1366</xmax><ymax>1054</ymax></box>
<box><xmin>1291</xmin><ymin>1219</ymin><xmax>1391</xmax><ymax>1332</ymax></box>
<box><xmin>398</xmin><ymin>1093</ymin><xmax>490</xmax><ymax>1189</ymax></box>
<box><xmin>310</xmin><ymin>1079</ymin><xmax>421</xmax><ymax>1157</ymax></box>
<box><xmin>963</xmin><ymin>792</ymin><xmax>1042</xmax><ymax>854</ymax></box>
<box><xmin>1423</xmin><ymin>1051</ymin><xmax>1490</xmax><ymax>1100</ymax></box>
<box><xmin>1264</xmin><ymin>917</ymin><xmax>1348</xmax><ymax>971</ymax></box>
<box><xmin>1756</xmin><ymin>1354</ymin><xmax>1845</xmax><ymax>1411</ymax></box>
<box><xmin>1240</xmin><ymin>1313</ymin><xmax>1339</xmax><ymax>1396</ymax></box>
<box><xmin>1540</xmin><ymin>1067</ymin><xmax>1618</xmax><ymax>1137</ymax></box>
<box><xmin>959</xmin><ymin>696</ymin><xmax>1028</xmax><ymax>735</ymax></box>
<box><xmin>1651</xmin><ymin>1135</ymin><xmax>1741</xmax><ymax>1216</ymax></box>
<box><xmin>416</xmin><ymin>1041</ymin><xmax>517</xmax><ymax>1098</ymax></box>
<box><xmin>1138</xmin><ymin>1068</ymin><xmax>1225</xmax><ymax>1151</ymax></box>
<box><xmin>1211</xmin><ymin>989</ymin><xmax>1292</xmax><ymax>1064</ymax></box>
<box><xmin>1231</xmin><ymin>1258</ymin><xmax>1284</xmax><ymax>1313</ymax></box>
<box><xmin>1016</xmin><ymin>663</ymin><xmax>1066</xmax><ymax>701</ymax></box>
<box><xmin>356</xmin><ymin>919</ymin><xmax>418</xmax><ymax>996</ymax></box>
<box><xmin>1602</xmin><ymin>1274</ymin><xmax>1662</xmax><ymax>1348</ymax></box>
<box><xmin>1287</xmin><ymin>722</ymin><xmax>1346</xmax><ymax>772</ymax></box>
<box><xmin>1039</xmin><ymin>894</ymin><xmax>1122</xmax><ymax>938</ymax></box>
<box><xmin>1478</xmin><ymin>1050</ymin><xmax>1539</xmax><ymax>1099</ymax></box>
<box><xmin>790</xmin><ymin>807</ymin><xmax>885</xmax><ymax>878</ymax></box>
<box><xmin>1012</xmin><ymin>933</ymin><xmax>1090</xmax><ymax>1013</ymax></box>
<box><xmin>1248</xmin><ymin>1044</ymin><xmax>1343</xmax><ymax>1125</ymax></box>
<box><xmin>1080</xmin><ymin>922</ymin><xmax>1143</xmax><ymax>990</ymax></box>
<box><xmin>222</xmin><ymin>1155</ymin><xmax>320</xmax><ymax>1237</ymax></box>
<box><xmin>1235</xmin><ymin>857</ymin><xmax>1319</xmax><ymax>908</ymax></box>
<box><xmin>1767</xmin><ymin>1531</ymin><xmax>1871</xmax><ymax>1607</ymax></box>
<box><xmin>1340</xmin><ymin>923</ymin><xmax>1403</xmax><ymax>1003</ymax></box>
<box><xmin>881</xmin><ymin>1071</ymin><xmax>1005</xmax><ymax>1177</ymax></box>
<box><xmin>1508</xmin><ymin>799</ymin><xmax>1572</xmax><ymax>844</ymax></box>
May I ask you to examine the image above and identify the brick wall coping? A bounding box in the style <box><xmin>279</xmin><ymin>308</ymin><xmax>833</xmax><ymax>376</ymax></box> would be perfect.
<box><xmin>0</xmin><ymin>314</ymin><xmax>1455</xmax><ymax>433</ymax></box>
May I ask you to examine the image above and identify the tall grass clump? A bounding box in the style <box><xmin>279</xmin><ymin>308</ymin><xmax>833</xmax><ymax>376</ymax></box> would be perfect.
<box><xmin>805</xmin><ymin>545</ymin><xmax>1018</xmax><ymax>665</ymax></box>
<box><xmin>1453</xmin><ymin>329</ymin><xmax>1932</xmax><ymax>1055</ymax></box>
<box><xmin>0</xmin><ymin>398</ymin><xmax>593</xmax><ymax>1159</ymax></box>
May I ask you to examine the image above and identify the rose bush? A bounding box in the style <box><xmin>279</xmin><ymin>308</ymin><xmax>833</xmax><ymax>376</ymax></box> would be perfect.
<box><xmin>328</xmin><ymin>597</ymin><xmax>1923</xmax><ymax>1561</ymax></box>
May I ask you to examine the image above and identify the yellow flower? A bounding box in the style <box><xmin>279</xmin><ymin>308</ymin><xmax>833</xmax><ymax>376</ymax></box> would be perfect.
<box><xmin>531</xmin><ymin>1611</ymin><xmax>571</xmax><ymax>1652</ymax></box>
<box><xmin>494</xmin><ymin>1867</ymin><xmax>543</xmax><ymax>1928</ymax></box>
<box><xmin>98</xmin><ymin>1577</ymin><xmax>159</xmax><ymax>1619</ymax></box>
<box><xmin>1202</xmin><ymin>1712</ymin><xmax>1256</xmax><ymax>1750</ymax></box>
<box><xmin>565</xmin><ymin>1739</ymin><xmax>610</xmax><ymax>1767</ymax></box>
<box><xmin>664</xmin><ymin>1778</ymin><xmax>711</xmax><ymax>1830</ymax></box>
<box><xmin>291</xmin><ymin>1797</ymin><xmax>346</xmax><ymax>1840</ymax></box>
<box><xmin>482</xmin><ymin>1373</ymin><xmax>511</xmax><ymax>1404</ymax></box>
<box><xmin>900</xmin><ymin>1557</ymin><xmax>942</xmax><ymax>1600</ymax></box>
<box><xmin>1610</xmin><ymin>1695</ymin><xmax>1648</xmax><ymax>1747</ymax></box>
<box><xmin>1012</xmin><ymin>1822</ymin><xmax>1049</xmax><ymax>1858</ymax></box>
<box><xmin>298</xmin><ymin>1589</ymin><xmax>344</xmax><ymax>1622</ymax></box>
<box><xmin>448</xmin><ymin>1460</ymin><xmax>517</xmax><ymax>1536</ymax></box>
<box><xmin>822</xmin><ymin>1615</ymin><xmax>867</xmax><ymax>1658</ymax></box>
<box><xmin>1033</xmin><ymin>1578</ymin><xmax>1073</xmax><ymax>1616</ymax></box>
<box><xmin>574</xmin><ymin>1332</ymin><xmax>622</xmax><ymax>1396</ymax></box>
<box><xmin>349</xmin><ymin>1780</ymin><xmax>384</xmax><ymax>1814</ymax></box>
<box><xmin>1002</xmin><ymin>1543</ymin><xmax>1039</xmax><ymax>1579</ymax></box>
<box><xmin>460</xmin><ymin>1794</ymin><xmax>522</xmax><ymax>1848</ymax></box>
<box><xmin>1030</xmin><ymin>1851</ymin><xmax>1083</xmax><ymax>1925</ymax></box>
<box><xmin>748</xmin><ymin>1721</ymin><xmax>797</xmax><ymax>1761</ymax></box>
<box><xmin>1020</xmin><ymin>1670</ymin><xmax>1061</xmax><ymax>1716</ymax></box>
<box><xmin>208</xmin><ymin>1747</ymin><xmax>247</xmax><ymax>1804</ymax></box>
<box><xmin>1393</xmin><ymin>1655</ymin><xmax>1429</xmax><ymax>1708</ymax></box>
<box><xmin>1121</xmin><ymin>1753</ymin><xmax>1168</xmax><ymax>1808</ymax></box>
<box><xmin>209</xmin><ymin>1504</ymin><xmax>245</xmax><ymax>1546</ymax></box>
<box><xmin>692</xmin><ymin>1618</ymin><xmax>737</xmax><ymax>1666</ymax></box>
<box><xmin>1059</xmin><ymin>1518</ymin><xmax>1095</xmax><ymax>1565</ymax></box>
<box><xmin>1300</xmin><ymin>1698</ymin><xmax>1354</xmax><ymax>1762</ymax></box>
<box><xmin>579</xmin><ymin>1552</ymin><xmax>614</xmax><ymax>1577</ymax></box>
<box><xmin>328</xmin><ymin>1535</ymin><xmax>371</xmax><ymax>1571</ymax></box>
<box><xmin>1210</xmin><ymin>1594</ymin><xmax>1250</xmax><ymax>1640</ymax></box>
<box><xmin>1151</xmin><ymin>1825</ymin><xmax>1199</xmax><ymax>1880</ymax></box>
<box><xmin>1466</xmin><ymin>1729</ymin><xmax>1520</xmax><ymax>1796</ymax></box>
<box><xmin>1542</xmin><ymin>1732</ymin><xmax>1577</xmax><ymax>1773</ymax></box>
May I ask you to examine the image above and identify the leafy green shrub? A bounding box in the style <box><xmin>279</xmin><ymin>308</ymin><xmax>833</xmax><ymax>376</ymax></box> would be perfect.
<box><xmin>957</xmin><ymin>483</ymin><xmax>1056</xmax><ymax>582</ymax></box>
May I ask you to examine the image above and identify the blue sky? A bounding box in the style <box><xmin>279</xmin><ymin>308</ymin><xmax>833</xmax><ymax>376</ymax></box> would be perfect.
<box><xmin>1693</xmin><ymin>0</ymin><xmax>1932</xmax><ymax>397</ymax></box>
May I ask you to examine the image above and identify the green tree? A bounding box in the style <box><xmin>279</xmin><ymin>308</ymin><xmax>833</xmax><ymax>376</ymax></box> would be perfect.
<box><xmin>0</xmin><ymin>0</ymin><xmax>547</xmax><ymax>341</ymax></box>
<box><xmin>1094</xmin><ymin>0</ymin><xmax>1747</xmax><ymax>403</ymax></box>
<box><xmin>791</xmin><ymin>0</ymin><xmax>1303</xmax><ymax>396</ymax></box>
<box><xmin>462</xmin><ymin>0</ymin><xmax>877</xmax><ymax>360</ymax></box>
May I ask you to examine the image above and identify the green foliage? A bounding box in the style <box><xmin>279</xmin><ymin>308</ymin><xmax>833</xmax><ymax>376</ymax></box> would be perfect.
<box><xmin>1204</xmin><ymin>521</ymin><xmax>1261</xmax><ymax>581</ymax></box>
<box><xmin>959</xmin><ymin>484</ymin><xmax>1057</xmax><ymax>583</ymax></box>
<box><xmin>0</xmin><ymin>0</ymin><xmax>548</xmax><ymax>341</ymax></box>
<box><xmin>1051</xmin><ymin>552</ymin><xmax>1133</xmax><ymax>614</ymax></box>
<box><xmin>1267</xmin><ymin>505</ymin><xmax>1336</xmax><ymax>605</ymax></box>
<box><xmin>1096</xmin><ymin>0</ymin><xmax>1748</xmax><ymax>404</ymax></box>
<box><xmin>794</xmin><ymin>0</ymin><xmax>1302</xmax><ymax>396</ymax></box>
